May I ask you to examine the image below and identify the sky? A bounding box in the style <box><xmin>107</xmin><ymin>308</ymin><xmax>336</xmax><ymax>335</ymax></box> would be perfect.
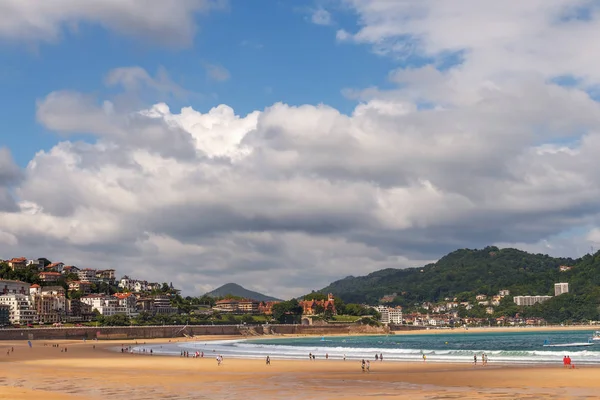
<box><xmin>2</xmin><ymin>0</ymin><xmax>600</xmax><ymax>299</ymax></box>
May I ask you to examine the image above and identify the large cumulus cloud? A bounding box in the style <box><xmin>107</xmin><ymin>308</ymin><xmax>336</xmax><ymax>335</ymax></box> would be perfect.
<box><xmin>2</xmin><ymin>2</ymin><xmax>600</xmax><ymax>297</ymax></box>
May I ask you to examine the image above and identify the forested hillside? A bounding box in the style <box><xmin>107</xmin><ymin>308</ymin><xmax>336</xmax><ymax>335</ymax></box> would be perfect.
<box><xmin>320</xmin><ymin>246</ymin><xmax>584</xmax><ymax>304</ymax></box>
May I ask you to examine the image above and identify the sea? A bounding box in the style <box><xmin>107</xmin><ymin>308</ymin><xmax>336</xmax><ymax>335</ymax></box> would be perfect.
<box><xmin>132</xmin><ymin>330</ymin><xmax>600</xmax><ymax>365</ymax></box>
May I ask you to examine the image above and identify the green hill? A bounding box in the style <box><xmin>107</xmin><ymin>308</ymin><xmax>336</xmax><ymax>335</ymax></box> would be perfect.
<box><xmin>320</xmin><ymin>246</ymin><xmax>574</xmax><ymax>303</ymax></box>
<box><xmin>204</xmin><ymin>283</ymin><xmax>281</xmax><ymax>302</ymax></box>
<box><xmin>318</xmin><ymin>246</ymin><xmax>600</xmax><ymax>323</ymax></box>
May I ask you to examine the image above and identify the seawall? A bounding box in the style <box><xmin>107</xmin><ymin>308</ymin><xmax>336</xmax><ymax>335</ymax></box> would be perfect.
<box><xmin>0</xmin><ymin>324</ymin><xmax>389</xmax><ymax>341</ymax></box>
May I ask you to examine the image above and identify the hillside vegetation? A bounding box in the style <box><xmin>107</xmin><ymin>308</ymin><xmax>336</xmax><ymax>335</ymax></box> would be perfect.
<box><xmin>318</xmin><ymin>246</ymin><xmax>600</xmax><ymax>322</ymax></box>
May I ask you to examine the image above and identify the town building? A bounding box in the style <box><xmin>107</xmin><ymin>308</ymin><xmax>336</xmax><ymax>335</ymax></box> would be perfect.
<box><xmin>46</xmin><ymin>262</ymin><xmax>65</xmax><ymax>272</ymax></box>
<box><xmin>7</xmin><ymin>257</ymin><xmax>27</xmax><ymax>271</ymax></box>
<box><xmin>68</xmin><ymin>281</ymin><xmax>92</xmax><ymax>294</ymax></box>
<box><xmin>498</xmin><ymin>289</ymin><xmax>510</xmax><ymax>297</ymax></box>
<box><xmin>559</xmin><ymin>265</ymin><xmax>572</xmax><ymax>272</ymax></box>
<box><xmin>0</xmin><ymin>280</ymin><xmax>31</xmax><ymax>295</ymax></box>
<box><xmin>96</xmin><ymin>269</ymin><xmax>116</xmax><ymax>284</ymax></box>
<box><xmin>0</xmin><ymin>294</ymin><xmax>37</xmax><ymax>325</ymax></box>
<box><xmin>38</xmin><ymin>271</ymin><xmax>61</xmax><ymax>283</ymax></box>
<box><xmin>376</xmin><ymin>305</ymin><xmax>403</xmax><ymax>325</ymax></box>
<box><xmin>0</xmin><ymin>304</ymin><xmax>10</xmax><ymax>326</ymax></box>
<box><xmin>554</xmin><ymin>282</ymin><xmax>569</xmax><ymax>296</ymax></box>
<box><xmin>299</xmin><ymin>293</ymin><xmax>336</xmax><ymax>316</ymax></box>
<box><xmin>61</xmin><ymin>265</ymin><xmax>80</xmax><ymax>275</ymax></box>
<box><xmin>513</xmin><ymin>295</ymin><xmax>552</xmax><ymax>306</ymax></box>
<box><xmin>114</xmin><ymin>293</ymin><xmax>139</xmax><ymax>317</ymax></box>
<box><xmin>81</xmin><ymin>295</ymin><xmax>120</xmax><ymax>316</ymax></box>
<box><xmin>66</xmin><ymin>299</ymin><xmax>94</xmax><ymax>322</ymax></box>
<box><xmin>77</xmin><ymin>268</ymin><xmax>98</xmax><ymax>283</ymax></box>
<box><xmin>258</xmin><ymin>301</ymin><xmax>279</xmax><ymax>315</ymax></box>
<box><xmin>30</xmin><ymin>287</ymin><xmax>67</xmax><ymax>324</ymax></box>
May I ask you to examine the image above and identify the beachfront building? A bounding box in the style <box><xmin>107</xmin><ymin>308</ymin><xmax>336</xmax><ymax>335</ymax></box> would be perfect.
<box><xmin>67</xmin><ymin>299</ymin><xmax>94</xmax><ymax>322</ymax></box>
<box><xmin>7</xmin><ymin>257</ymin><xmax>27</xmax><ymax>271</ymax></box>
<box><xmin>299</xmin><ymin>293</ymin><xmax>336</xmax><ymax>316</ymax></box>
<box><xmin>30</xmin><ymin>287</ymin><xmax>67</xmax><ymax>323</ymax></box>
<box><xmin>135</xmin><ymin>295</ymin><xmax>178</xmax><ymax>315</ymax></box>
<box><xmin>376</xmin><ymin>305</ymin><xmax>403</xmax><ymax>325</ymax></box>
<box><xmin>0</xmin><ymin>304</ymin><xmax>10</xmax><ymax>326</ymax></box>
<box><xmin>513</xmin><ymin>295</ymin><xmax>552</xmax><ymax>306</ymax></box>
<box><xmin>114</xmin><ymin>293</ymin><xmax>139</xmax><ymax>317</ymax></box>
<box><xmin>81</xmin><ymin>295</ymin><xmax>121</xmax><ymax>316</ymax></box>
<box><xmin>0</xmin><ymin>279</ymin><xmax>31</xmax><ymax>295</ymax></box>
<box><xmin>554</xmin><ymin>283</ymin><xmax>569</xmax><ymax>296</ymax></box>
<box><xmin>0</xmin><ymin>293</ymin><xmax>37</xmax><ymax>325</ymax></box>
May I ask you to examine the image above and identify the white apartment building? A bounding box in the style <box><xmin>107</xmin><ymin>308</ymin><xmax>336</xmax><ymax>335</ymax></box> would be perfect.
<box><xmin>513</xmin><ymin>295</ymin><xmax>552</xmax><ymax>306</ymax></box>
<box><xmin>81</xmin><ymin>294</ymin><xmax>137</xmax><ymax>316</ymax></box>
<box><xmin>114</xmin><ymin>293</ymin><xmax>138</xmax><ymax>317</ymax></box>
<box><xmin>0</xmin><ymin>294</ymin><xmax>37</xmax><ymax>325</ymax></box>
<box><xmin>554</xmin><ymin>283</ymin><xmax>569</xmax><ymax>296</ymax></box>
<box><xmin>376</xmin><ymin>305</ymin><xmax>403</xmax><ymax>325</ymax></box>
<box><xmin>77</xmin><ymin>269</ymin><xmax>98</xmax><ymax>283</ymax></box>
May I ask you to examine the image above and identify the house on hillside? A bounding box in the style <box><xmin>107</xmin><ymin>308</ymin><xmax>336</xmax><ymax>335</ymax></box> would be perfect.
<box><xmin>7</xmin><ymin>257</ymin><xmax>27</xmax><ymax>271</ymax></box>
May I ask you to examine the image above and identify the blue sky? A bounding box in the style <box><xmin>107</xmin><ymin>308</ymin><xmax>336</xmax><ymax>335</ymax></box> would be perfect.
<box><xmin>0</xmin><ymin>1</ymin><xmax>401</xmax><ymax>167</ymax></box>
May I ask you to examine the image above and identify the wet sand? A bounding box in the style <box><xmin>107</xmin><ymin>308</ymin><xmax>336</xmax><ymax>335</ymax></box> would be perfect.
<box><xmin>0</xmin><ymin>337</ymin><xmax>598</xmax><ymax>399</ymax></box>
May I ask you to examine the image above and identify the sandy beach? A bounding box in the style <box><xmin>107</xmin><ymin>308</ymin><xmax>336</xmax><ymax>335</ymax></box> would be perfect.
<box><xmin>0</xmin><ymin>335</ymin><xmax>599</xmax><ymax>400</ymax></box>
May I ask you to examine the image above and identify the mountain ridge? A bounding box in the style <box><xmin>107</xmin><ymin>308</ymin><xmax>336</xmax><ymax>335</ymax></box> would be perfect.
<box><xmin>204</xmin><ymin>282</ymin><xmax>281</xmax><ymax>302</ymax></box>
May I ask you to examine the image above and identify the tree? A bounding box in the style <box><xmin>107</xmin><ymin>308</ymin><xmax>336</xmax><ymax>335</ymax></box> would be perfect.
<box><xmin>271</xmin><ymin>299</ymin><xmax>303</xmax><ymax>324</ymax></box>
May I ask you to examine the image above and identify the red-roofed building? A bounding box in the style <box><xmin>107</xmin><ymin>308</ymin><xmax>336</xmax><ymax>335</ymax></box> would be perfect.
<box><xmin>46</xmin><ymin>262</ymin><xmax>65</xmax><ymax>272</ymax></box>
<box><xmin>39</xmin><ymin>271</ymin><xmax>61</xmax><ymax>283</ymax></box>
<box><xmin>7</xmin><ymin>257</ymin><xmax>27</xmax><ymax>271</ymax></box>
<box><xmin>299</xmin><ymin>293</ymin><xmax>337</xmax><ymax>316</ymax></box>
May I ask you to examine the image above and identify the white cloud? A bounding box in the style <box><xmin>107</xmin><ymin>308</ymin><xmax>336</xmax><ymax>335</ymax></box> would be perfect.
<box><xmin>0</xmin><ymin>0</ymin><xmax>226</xmax><ymax>46</ymax></box>
<box><xmin>3</xmin><ymin>2</ymin><xmax>600</xmax><ymax>297</ymax></box>
<box><xmin>311</xmin><ymin>8</ymin><xmax>333</xmax><ymax>26</ymax></box>
<box><xmin>203</xmin><ymin>63</ymin><xmax>231</xmax><ymax>82</ymax></box>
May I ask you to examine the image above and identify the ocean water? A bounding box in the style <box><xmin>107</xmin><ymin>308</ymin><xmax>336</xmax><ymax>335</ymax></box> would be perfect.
<box><xmin>131</xmin><ymin>330</ymin><xmax>600</xmax><ymax>365</ymax></box>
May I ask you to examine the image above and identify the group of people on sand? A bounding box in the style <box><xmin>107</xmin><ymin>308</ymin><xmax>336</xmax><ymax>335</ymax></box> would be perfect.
<box><xmin>473</xmin><ymin>353</ymin><xmax>488</xmax><ymax>366</ymax></box>
<box><xmin>361</xmin><ymin>359</ymin><xmax>371</xmax><ymax>372</ymax></box>
<box><xmin>563</xmin><ymin>355</ymin><xmax>574</xmax><ymax>368</ymax></box>
<box><xmin>375</xmin><ymin>353</ymin><xmax>383</xmax><ymax>361</ymax></box>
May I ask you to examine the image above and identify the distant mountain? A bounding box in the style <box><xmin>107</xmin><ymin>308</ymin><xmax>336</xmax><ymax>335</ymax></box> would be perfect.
<box><xmin>205</xmin><ymin>283</ymin><xmax>281</xmax><ymax>302</ymax></box>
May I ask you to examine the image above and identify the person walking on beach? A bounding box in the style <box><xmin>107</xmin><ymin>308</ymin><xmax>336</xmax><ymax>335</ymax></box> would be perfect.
<box><xmin>375</xmin><ymin>354</ymin><xmax>379</xmax><ymax>361</ymax></box>
<box><xmin>423</xmin><ymin>354</ymin><xmax>426</xmax><ymax>362</ymax></box>
<box><xmin>366</xmin><ymin>360</ymin><xmax>370</xmax><ymax>372</ymax></box>
<box><xmin>266</xmin><ymin>356</ymin><xmax>270</xmax><ymax>365</ymax></box>
<box><xmin>380</xmin><ymin>353</ymin><xmax>383</xmax><ymax>362</ymax></box>
<box><xmin>473</xmin><ymin>354</ymin><xmax>477</xmax><ymax>366</ymax></box>
<box><xmin>361</xmin><ymin>359</ymin><xmax>366</xmax><ymax>372</ymax></box>
<box><xmin>309</xmin><ymin>352</ymin><xmax>312</xmax><ymax>360</ymax></box>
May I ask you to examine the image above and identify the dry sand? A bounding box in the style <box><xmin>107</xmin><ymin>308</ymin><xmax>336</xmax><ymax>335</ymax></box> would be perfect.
<box><xmin>1</xmin><ymin>336</ymin><xmax>599</xmax><ymax>399</ymax></box>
